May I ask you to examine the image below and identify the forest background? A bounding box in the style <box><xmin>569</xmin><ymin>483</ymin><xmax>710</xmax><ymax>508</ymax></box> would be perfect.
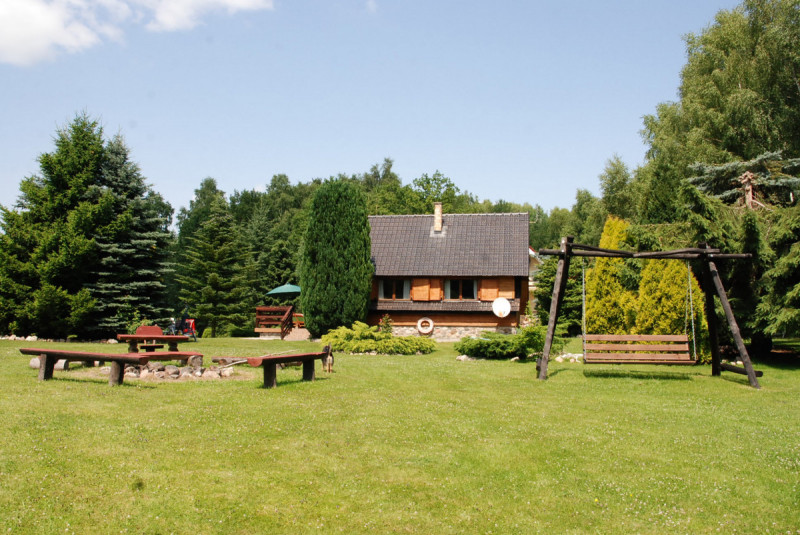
<box><xmin>1</xmin><ymin>0</ymin><xmax>799</xmax><ymax>349</ymax></box>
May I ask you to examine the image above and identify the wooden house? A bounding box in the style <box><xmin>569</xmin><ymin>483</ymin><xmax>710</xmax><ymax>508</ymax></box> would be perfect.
<box><xmin>368</xmin><ymin>203</ymin><xmax>530</xmax><ymax>341</ymax></box>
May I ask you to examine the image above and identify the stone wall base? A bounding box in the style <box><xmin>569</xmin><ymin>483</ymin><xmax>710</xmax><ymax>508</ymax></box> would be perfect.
<box><xmin>392</xmin><ymin>325</ymin><xmax>516</xmax><ymax>342</ymax></box>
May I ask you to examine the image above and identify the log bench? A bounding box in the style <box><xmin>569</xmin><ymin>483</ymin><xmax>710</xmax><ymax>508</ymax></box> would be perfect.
<box><xmin>20</xmin><ymin>348</ymin><xmax>203</xmax><ymax>386</ymax></box>
<box><xmin>583</xmin><ymin>334</ymin><xmax>697</xmax><ymax>365</ymax></box>
<box><xmin>213</xmin><ymin>345</ymin><xmax>331</xmax><ymax>388</ymax></box>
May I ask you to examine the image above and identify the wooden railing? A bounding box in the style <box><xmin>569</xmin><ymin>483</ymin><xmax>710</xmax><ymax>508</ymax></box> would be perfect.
<box><xmin>255</xmin><ymin>306</ymin><xmax>294</xmax><ymax>340</ymax></box>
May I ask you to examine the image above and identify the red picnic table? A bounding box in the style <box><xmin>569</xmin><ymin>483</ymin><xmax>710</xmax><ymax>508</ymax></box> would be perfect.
<box><xmin>117</xmin><ymin>334</ymin><xmax>189</xmax><ymax>353</ymax></box>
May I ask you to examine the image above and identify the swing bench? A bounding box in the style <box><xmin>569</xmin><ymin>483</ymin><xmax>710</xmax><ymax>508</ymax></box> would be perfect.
<box><xmin>583</xmin><ymin>334</ymin><xmax>695</xmax><ymax>365</ymax></box>
<box><xmin>580</xmin><ymin>258</ymin><xmax>699</xmax><ymax>366</ymax></box>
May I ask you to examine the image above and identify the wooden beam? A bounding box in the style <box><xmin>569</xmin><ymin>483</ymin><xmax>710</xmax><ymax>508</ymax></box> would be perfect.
<box><xmin>720</xmin><ymin>362</ymin><xmax>764</xmax><ymax>377</ymax></box>
<box><xmin>706</xmin><ymin>254</ymin><xmax>761</xmax><ymax>389</ymax></box>
<box><xmin>539</xmin><ymin>236</ymin><xmax>573</xmax><ymax>380</ymax></box>
<box><xmin>701</xmin><ymin>257</ymin><xmax>723</xmax><ymax>377</ymax></box>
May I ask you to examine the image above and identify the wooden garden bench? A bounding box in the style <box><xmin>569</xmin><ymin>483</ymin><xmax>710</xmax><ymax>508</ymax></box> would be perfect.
<box><xmin>583</xmin><ymin>334</ymin><xmax>697</xmax><ymax>365</ymax></box>
<box><xmin>214</xmin><ymin>345</ymin><xmax>331</xmax><ymax>388</ymax></box>
<box><xmin>20</xmin><ymin>348</ymin><xmax>203</xmax><ymax>386</ymax></box>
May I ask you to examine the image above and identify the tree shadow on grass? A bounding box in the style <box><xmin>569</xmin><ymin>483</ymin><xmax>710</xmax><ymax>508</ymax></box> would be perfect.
<box><xmin>40</xmin><ymin>376</ymin><xmax>158</xmax><ymax>389</ymax></box>
<box><xmin>750</xmin><ymin>349</ymin><xmax>800</xmax><ymax>371</ymax></box>
<box><xmin>255</xmin><ymin>375</ymin><xmax>331</xmax><ymax>390</ymax></box>
<box><xmin>582</xmin><ymin>368</ymin><xmax>699</xmax><ymax>382</ymax></box>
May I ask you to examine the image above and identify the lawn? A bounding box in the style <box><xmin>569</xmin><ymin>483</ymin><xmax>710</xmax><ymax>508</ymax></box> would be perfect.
<box><xmin>1</xmin><ymin>338</ymin><xmax>799</xmax><ymax>534</ymax></box>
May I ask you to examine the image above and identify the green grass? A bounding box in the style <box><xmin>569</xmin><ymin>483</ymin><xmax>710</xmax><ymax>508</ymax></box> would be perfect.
<box><xmin>1</xmin><ymin>338</ymin><xmax>799</xmax><ymax>534</ymax></box>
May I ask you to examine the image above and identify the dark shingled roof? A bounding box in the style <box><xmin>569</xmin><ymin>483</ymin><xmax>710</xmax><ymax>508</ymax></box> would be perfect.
<box><xmin>369</xmin><ymin>212</ymin><xmax>529</xmax><ymax>277</ymax></box>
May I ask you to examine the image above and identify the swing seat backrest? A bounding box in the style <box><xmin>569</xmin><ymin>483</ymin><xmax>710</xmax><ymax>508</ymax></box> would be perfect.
<box><xmin>583</xmin><ymin>334</ymin><xmax>695</xmax><ymax>365</ymax></box>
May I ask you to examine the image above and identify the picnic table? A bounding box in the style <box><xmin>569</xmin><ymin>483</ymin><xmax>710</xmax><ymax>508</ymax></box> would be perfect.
<box><xmin>117</xmin><ymin>333</ymin><xmax>189</xmax><ymax>353</ymax></box>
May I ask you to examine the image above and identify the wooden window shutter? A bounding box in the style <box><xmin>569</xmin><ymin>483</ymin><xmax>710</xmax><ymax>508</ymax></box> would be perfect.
<box><xmin>411</xmin><ymin>279</ymin><xmax>431</xmax><ymax>301</ymax></box>
<box><xmin>479</xmin><ymin>279</ymin><xmax>499</xmax><ymax>301</ymax></box>
<box><xmin>371</xmin><ymin>280</ymin><xmax>379</xmax><ymax>299</ymax></box>
<box><xmin>498</xmin><ymin>278</ymin><xmax>515</xmax><ymax>299</ymax></box>
<box><xmin>429</xmin><ymin>278</ymin><xmax>443</xmax><ymax>301</ymax></box>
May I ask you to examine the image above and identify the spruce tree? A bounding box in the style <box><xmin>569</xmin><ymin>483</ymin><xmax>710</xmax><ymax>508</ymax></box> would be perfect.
<box><xmin>87</xmin><ymin>136</ymin><xmax>173</xmax><ymax>334</ymax></box>
<box><xmin>176</xmin><ymin>198</ymin><xmax>254</xmax><ymax>337</ymax></box>
<box><xmin>299</xmin><ymin>180</ymin><xmax>372</xmax><ymax>338</ymax></box>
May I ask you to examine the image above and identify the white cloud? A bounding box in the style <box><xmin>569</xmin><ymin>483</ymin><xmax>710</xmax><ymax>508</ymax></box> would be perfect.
<box><xmin>137</xmin><ymin>0</ymin><xmax>273</xmax><ymax>31</ymax></box>
<box><xmin>366</xmin><ymin>0</ymin><xmax>377</xmax><ymax>14</ymax></box>
<box><xmin>0</xmin><ymin>0</ymin><xmax>274</xmax><ymax>66</ymax></box>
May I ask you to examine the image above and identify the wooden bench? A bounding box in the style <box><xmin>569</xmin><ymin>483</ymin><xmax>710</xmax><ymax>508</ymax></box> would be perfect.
<box><xmin>20</xmin><ymin>348</ymin><xmax>203</xmax><ymax>386</ymax></box>
<box><xmin>583</xmin><ymin>334</ymin><xmax>697</xmax><ymax>365</ymax></box>
<box><xmin>214</xmin><ymin>345</ymin><xmax>331</xmax><ymax>388</ymax></box>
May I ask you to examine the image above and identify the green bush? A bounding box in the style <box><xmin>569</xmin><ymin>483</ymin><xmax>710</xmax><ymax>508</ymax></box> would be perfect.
<box><xmin>321</xmin><ymin>321</ymin><xmax>436</xmax><ymax>355</ymax></box>
<box><xmin>454</xmin><ymin>326</ymin><xmax>553</xmax><ymax>359</ymax></box>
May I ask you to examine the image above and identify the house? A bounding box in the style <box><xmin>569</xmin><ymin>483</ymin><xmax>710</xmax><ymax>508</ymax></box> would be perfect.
<box><xmin>368</xmin><ymin>203</ymin><xmax>530</xmax><ymax>341</ymax></box>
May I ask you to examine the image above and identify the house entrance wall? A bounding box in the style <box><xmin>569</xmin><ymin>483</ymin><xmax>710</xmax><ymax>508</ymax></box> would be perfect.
<box><xmin>392</xmin><ymin>325</ymin><xmax>516</xmax><ymax>342</ymax></box>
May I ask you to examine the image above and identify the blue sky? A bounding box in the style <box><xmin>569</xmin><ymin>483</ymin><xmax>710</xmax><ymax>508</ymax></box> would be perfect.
<box><xmin>1</xmin><ymin>0</ymin><xmax>741</xmax><ymax>216</ymax></box>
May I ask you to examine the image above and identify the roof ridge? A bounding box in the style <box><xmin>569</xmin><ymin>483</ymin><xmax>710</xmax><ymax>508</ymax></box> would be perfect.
<box><xmin>368</xmin><ymin>212</ymin><xmax>529</xmax><ymax>218</ymax></box>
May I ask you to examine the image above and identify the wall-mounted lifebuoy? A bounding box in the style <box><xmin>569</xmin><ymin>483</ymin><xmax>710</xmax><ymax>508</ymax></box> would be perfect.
<box><xmin>417</xmin><ymin>317</ymin><xmax>434</xmax><ymax>335</ymax></box>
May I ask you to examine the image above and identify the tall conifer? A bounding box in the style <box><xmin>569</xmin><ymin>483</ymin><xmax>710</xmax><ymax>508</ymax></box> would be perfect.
<box><xmin>299</xmin><ymin>180</ymin><xmax>372</xmax><ymax>337</ymax></box>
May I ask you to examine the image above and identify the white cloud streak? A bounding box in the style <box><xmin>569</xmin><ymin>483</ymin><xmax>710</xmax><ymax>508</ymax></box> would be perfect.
<box><xmin>0</xmin><ymin>0</ymin><xmax>274</xmax><ymax>66</ymax></box>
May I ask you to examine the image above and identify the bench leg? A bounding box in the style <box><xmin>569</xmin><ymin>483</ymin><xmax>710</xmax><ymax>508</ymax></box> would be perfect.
<box><xmin>263</xmin><ymin>363</ymin><xmax>277</xmax><ymax>388</ymax></box>
<box><xmin>37</xmin><ymin>354</ymin><xmax>56</xmax><ymax>381</ymax></box>
<box><xmin>302</xmin><ymin>359</ymin><xmax>315</xmax><ymax>382</ymax></box>
<box><xmin>109</xmin><ymin>361</ymin><xmax>125</xmax><ymax>386</ymax></box>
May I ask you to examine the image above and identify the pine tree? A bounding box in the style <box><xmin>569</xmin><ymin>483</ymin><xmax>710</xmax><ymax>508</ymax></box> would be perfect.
<box><xmin>299</xmin><ymin>180</ymin><xmax>372</xmax><ymax>337</ymax></box>
<box><xmin>176</xmin><ymin>198</ymin><xmax>253</xmax><ymax>337</ymax></box>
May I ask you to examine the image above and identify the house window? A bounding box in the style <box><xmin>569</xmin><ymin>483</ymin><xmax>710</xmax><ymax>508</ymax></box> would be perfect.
<box><xmin>379</xmin><ymin>279</ymin><xmax>410</xmax><ymax>300</ymax></box>
<box><xmin>445</xmin><ymin>279</ymin><xmax>477</xmax><ymax>300</ymax></box>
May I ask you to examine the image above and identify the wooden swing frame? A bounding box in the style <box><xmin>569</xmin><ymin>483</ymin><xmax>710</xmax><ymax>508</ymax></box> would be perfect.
<box><xmin>537</xmin><ymin>237</ymin><xmax>763</xmax><ymax>389</ymax></box>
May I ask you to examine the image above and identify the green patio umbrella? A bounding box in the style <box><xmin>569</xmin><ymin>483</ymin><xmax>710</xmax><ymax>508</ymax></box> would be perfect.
<box><xmin>266</xmin><ymin>283</ymin><xmax>301</xmax><ymax>297</ymax></box>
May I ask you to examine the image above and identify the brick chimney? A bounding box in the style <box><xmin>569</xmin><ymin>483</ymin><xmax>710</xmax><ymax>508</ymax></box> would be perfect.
<box><xmin>433</xmin><ymin>202</ymin><xmax>443</xmax><ymax>232</ymax></box>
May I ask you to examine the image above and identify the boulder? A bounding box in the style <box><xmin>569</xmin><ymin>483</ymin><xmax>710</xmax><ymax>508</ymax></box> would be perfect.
<box><xmin>220</xmin><ymin>367</ymin><xmax>234</xmax><ymax>378</ymax></box>
<box><xmin>55</xmin><ymin>359</ymin><xmax>69</xmax><ymax>371</ymax></box>
<box><xmin>29</xmin><ymin>357</ymin><xmax>40</xmax><ymax>369</ymax></box>
<box><xmin>146</xmin><ymin>361</ymin><xmax>165</xmax><ymax>372</ymax></box>
<box><xmin>202</xmin><ymin>369</ymin><xmax>220</xmax><ymax>379</ymax></box>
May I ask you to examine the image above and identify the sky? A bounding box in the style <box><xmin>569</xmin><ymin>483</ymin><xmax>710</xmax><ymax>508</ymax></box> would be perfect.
<box><xmin>0</xmin><ymin>0</ymin><xmax>743</xmax><ymax>217</ymax></box>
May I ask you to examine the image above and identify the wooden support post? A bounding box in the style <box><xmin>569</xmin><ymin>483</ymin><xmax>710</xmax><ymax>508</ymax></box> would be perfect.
<box><xmin>699</xmin><ymin>244</ymin><xmax>722</xmax><ymax>377</ymax></box>
<box><xmin>38</xmin><ymin>353</ymin><xmax>56</xmax><ymax>381</ymax></box>
<box><xmin>706</xmin><ymin>256</ymin><xmax>761</xmax><ymax>389</ymax></box>
<box><xmin>538</xmin><ymin>236</ymin><xmax>573</xmax><ymax>381</ymax></box>
<box><xmin>302</xmin><ymin>360</ymin><xmax>315</xmax><ymax>382</ymax></box>
<box><xmin>263</xmin><ymin>363</ymin><xmax>277</xmax><ymax>388</ymax></box>
<box><xmin>109</xmin><ymin>361</ymin><xmax>125</xmax><ymax>386</ymax></box>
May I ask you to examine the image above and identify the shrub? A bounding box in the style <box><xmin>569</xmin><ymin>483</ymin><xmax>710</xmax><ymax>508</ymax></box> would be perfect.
<box><xmin>321</xmin><ymin>321</ymin><xmax>436</xmax><ymax>355</ymax></box>
<box><xmin>454</xmin><ymin>326</ymin><xmax>553</xmax><ymax>359</ymax></box>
